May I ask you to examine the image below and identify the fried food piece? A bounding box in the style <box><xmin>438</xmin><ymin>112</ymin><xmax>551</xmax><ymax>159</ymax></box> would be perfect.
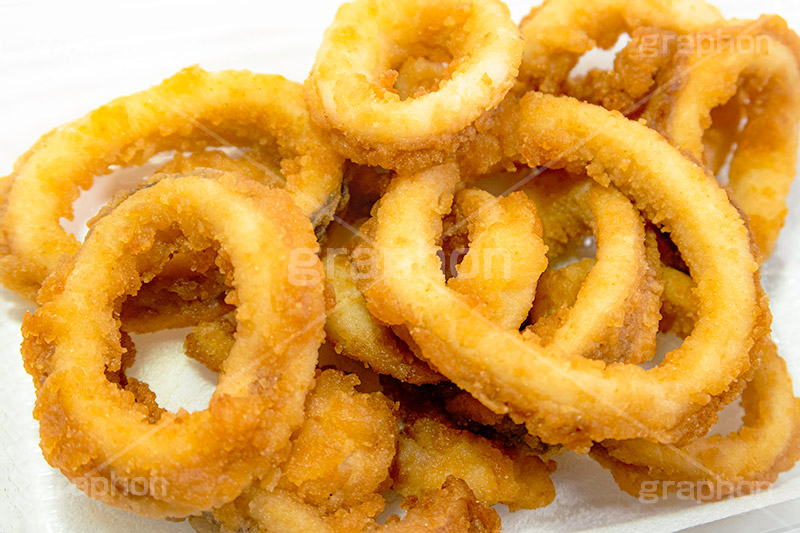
<box><xmin>564</xmin><ymin>26</ymin><xmax>676</xmax><ymax>115</ymax></box>
<box><xmin>21</xmin><ymin>171</ymin><xmax>326</xmax><ymax>518</ymax></box>
<box><xmin>323</xmin><ymin>182</ymin><xmax>545</xmax><ymax>381</ymax></box>
<box><xmin>381</xmin><ymin>477</ymin><xmax>501</xmax><ymax>532</ymax></box>
<box><xmin>0</xmin><ymin>66</ymin><xmax>344</xmax><ymax>299</ymax></box>
<box><xmin>193</xmin><ymin>478</ymin><xmax>499</xmax><ymax>533</ymax></box>
<box><xmin>393</xmin><ymin>416</ymin><xmax>556</xmax><ymax>511</ymax></box>
<box><xmin>641</xmin><ymin>16</ymin><xmax>800</xmax><ymax>258</ymax></box>
<box><xmin>324</xmin><ymin>251</ymin><xmax>444</xmax><ymax>385</ymax></box>
<box><xmin>356</xmin><ymin>92</ymin><xmax>768</xmax><ymax>449</ymax></box>
<box><xmin>380</xmin><ymin>376</ymin><xmax>556</xmax><ymax>512</ymax></box>
<box><xmin>120</xmin><ymin>248</ymin><xmax>233</xmax><ymax>334</ymax></box>
<box><xmin>592</xmin><ymin>268</ymin><xmax>800</xmax><ymax>501</ymax></box>
<box><xmin>305</xmin><ymin>0</ymin><xmax>523</xmax><ymax>174</ymax></box>
<box><xmin>523</xmin><ymin>171</ymin><xmax>663</xmax><ymax>364</ymax></box>
<box><xmin>192</xmin><ymin>369</ymin><xmax>401</xmax><ymax>533</ymax></box>
<box><xmin>279</xmin><ymin>370</ymin><xmax>398</xmax><ymax>511</ymax></box>
<box><xmin>518</xmin><ymin>0</ymin><xmax>722</xmax><ymax>94</ymax></box>
<box><xmin>446</xmin><ymin>187</ymin><xmax>547</xmax><ymax>331</ymax></box>
<box><xmin>184</xmin><ymin>314</ymin><xmax>236</xmax><ymax>374</ymax></box>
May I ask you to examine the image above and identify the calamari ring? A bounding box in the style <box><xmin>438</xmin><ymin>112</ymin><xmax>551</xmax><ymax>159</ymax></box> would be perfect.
<box><xmin>445</xmin><ymin>187</ymin><xmax>547</xmax><ymax>330</ymax></box>
<box><xmin>528</xmin><ymin>260</ymin><xmax>799</xmax><ymax>496</ymax></box>
<box><xmin>591</xmin><ymin>268</ymin><xmax>800</xmax><ymax>501</ymax></box>
<box><xmin>305</xmin><ymin>0</ymin><xmax>523</xmax><ymax>174</ymax></box>
<box><xmin>518</xmin><ymin>0</ymin><xmax>722</xmax><ymax>94</ymax></box>
<box><xmin>355</xmin><ymin>94</ymin><xmax>767</xmax><ymax>450</ymax></box>
<box><xmin>642</xmin><ymin>16</ymin><xmax>800</xmax><ymax>258</ymax></box>
<box><xmin>21</xmin><ymin>171</ymin><xmax>326</xmax><ymax>518</ymax></box>
<box><xmin>562</xmin><ymin>26</ymin><xmax>676</xmax><ymax>115</ymax></box>
<box><xmin>322</xmin><ymin>186</ymin><xmax>545</xmax><ymax>382</ymax></box>
<box><xmin>0</xmin><ymin>66</ymin><xmax>344</xmax><ymax>300</ymax></box>
<box><xmin>523</xmin><ymin>171</ymin><xmax>663</xmax><ymax>364</ymax></box>
<box><xmin>84</xmin><ymin>180</ymin><xmax>237</xmax><ymax>335</ymax></box>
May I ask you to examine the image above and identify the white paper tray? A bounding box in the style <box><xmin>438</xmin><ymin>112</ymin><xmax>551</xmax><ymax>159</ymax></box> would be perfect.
<box><xmin>1</xmin><ymin>1</ymin><xmax>799</xmax><ymax>531</ymax></box>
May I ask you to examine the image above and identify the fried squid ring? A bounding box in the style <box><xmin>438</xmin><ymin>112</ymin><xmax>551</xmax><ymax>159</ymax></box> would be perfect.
<box><xmin>305</xmin><ymin>0</ymin><xmax>523</xmax><ymax>174</ymax></box>
<box><xmin>591</xmin><ymin>268</ymin><xmax>800</xmax><ymax>501</ymax></box>
<box><xmin>445</xmin><ymin>187</ymin><xmax>547</xmax><ymax>330</ymax></box>
<box><xmin>523</xmin><ymin>171</ymin><xmax>663</xmax><ymax>364</ymax></box>
<box><xmin>518</xmin><ymin>0</ymin><xmax>722</xmax><ymax>94</ymax></box>
<box><xmin>84</xmin><ymin>177</ymin><xmax>237</xmax><ymax>336</ymax></box>
<box><xmin>0</xmin><ymin>66</ymin><xmax>344</xmax><ymax>300</ymax></box>
<box><xmin>322</xmin><ymin>186</ymin><xmax>545</xmax><ymax>383</ymax></box>
<box><xmin>21</xmin><ymin>171</ymin><xmax>326</xmax><ymax>518</ymax></box>
<box><xmin>355</xmin><ymin>94</ymin><xmax>768</xmax><ymax>450</ymax></box>
<box><xmin>642</xmin><ymin>16</ymin><xmax>800</xmax><ymax>258</ymax></box>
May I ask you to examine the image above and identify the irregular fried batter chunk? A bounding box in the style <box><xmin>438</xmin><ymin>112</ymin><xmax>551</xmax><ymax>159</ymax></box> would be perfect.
<box><xmin>381</xmin><ymin>477</ymin><xmax>501</xmax><ymax>533</ymax></box>
<box><xmin>394</xmin><ymin>416</ymin><xmax>556</xmax><ymax>511</ymax></box>
<box><xmin>193</xmin><ymin>478</ymin><xmax>499</xmax><ymax>533</ymax></box>
<box><xmin>194</xmin><ymin>369</ymin><xmax>398</xmax><ymax>532</ymax></box>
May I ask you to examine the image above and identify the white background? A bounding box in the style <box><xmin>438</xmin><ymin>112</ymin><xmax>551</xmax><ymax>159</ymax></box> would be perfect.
<box><xmin>1</xmin><ymin>1</ymin><xmax>799</xmax><ymax>531</ymax></box>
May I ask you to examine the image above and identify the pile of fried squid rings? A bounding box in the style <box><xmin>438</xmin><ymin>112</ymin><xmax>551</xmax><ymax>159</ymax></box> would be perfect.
<box><xmin>3</xmin><ymin>0</ymin><xmax>800</xmax><ymax>530</ymax></box>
